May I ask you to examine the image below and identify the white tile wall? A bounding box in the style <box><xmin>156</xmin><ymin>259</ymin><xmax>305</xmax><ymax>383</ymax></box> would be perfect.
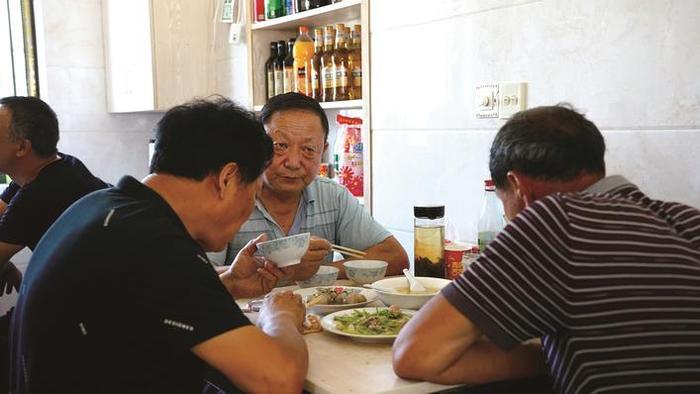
<box><xmin>370</xmin><ymin>0</ymin><xmax>700</xmax><ymax>257</ymax></box>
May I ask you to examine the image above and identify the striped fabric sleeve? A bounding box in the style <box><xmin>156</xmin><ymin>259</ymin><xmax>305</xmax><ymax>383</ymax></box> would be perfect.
<box><xmin>442</xmin><ymin>195</ymin><xmax>571</xmax><ymax>350</ymax></box>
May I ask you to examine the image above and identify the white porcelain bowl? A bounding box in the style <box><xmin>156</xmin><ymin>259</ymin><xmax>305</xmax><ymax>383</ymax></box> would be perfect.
<box><xmin>296</xmin><ymin>265</ymin><xmax>339</xmax><ymax>288</ymax></box>
<box><xmin>370</xmin><ymin>276</ymin><xmax>452</xmax><ymax>309</ymax></box>
<box><xmin>343</xmin><ymin>260</ymin><xmax>388</xmax><ymax>285</ymax></box>
<box><xmin>256</xmin><ymin>233</ymin><xmax>310</xmax><ymax>267</ymax></box>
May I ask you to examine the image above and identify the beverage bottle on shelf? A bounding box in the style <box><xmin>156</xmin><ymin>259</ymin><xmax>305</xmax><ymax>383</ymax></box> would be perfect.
<box><xmin>265</xmin><ymin>42</ymin><xmax>278</xmax><ymax>101</ymax></box>
<box><xmin>310</xmin><ymin>28</ymin><xmax>324</xmax><ymax>101</ymax></box>
<box><xmin>296</xmin><ymin>0</ymin><xmax>308</xmax><ymax>12</ymax></box>
<box><xmin>285</xmin><ymin>0</ymin><xmax>295</xmax><ymax>15</ymax></box>
<box><xmin>477</xmin><ymin>179</ymin><xmax>506</xmax><ymax>252</ymax></box>
<box><xmin>347</xmin><ymin>25</ymin><xmax>362</xmax><ymax>100</ymax></box>
<box><xmin>266</xmin><ymin>0</ymin><xmax>285</xmax><ymax>19</ymax></box>
<box><xmin>283</xmin><ymin>38</ymin><xmax>296</xmax><ymax>94</ymax></box>
<box><xmin>332</xmin><ymin>23</ymin><xmax>349</xmax><ymax>101</ymax></box>
<box><xmin>254</xmin><ymin>0</ymin><xmax>266</xmax><ymax>22</ymax></box>
<box><xmin>273</xmin><ymin>41</ymin><xmax>286</xmax><ymax>96</ymax></box>
<box><xmin>320</xmin><ymin>26</ymin><xmax>335</xmax><ymax>102</ymax></box>
<box><xmin>293</xmin><ymin>26</ymin><xmax>315</xmax><ymax>97</ymax></box>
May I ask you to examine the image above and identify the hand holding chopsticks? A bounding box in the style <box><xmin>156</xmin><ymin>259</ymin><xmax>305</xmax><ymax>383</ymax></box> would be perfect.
<box><xmin>331</xmin><ymin>244</ymin><xmax>366</xmax><ymax>258</ymax></box>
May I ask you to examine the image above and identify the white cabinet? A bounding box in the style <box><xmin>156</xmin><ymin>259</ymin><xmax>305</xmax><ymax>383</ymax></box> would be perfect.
<box><xmin>103</xmin><ymin>0</ymin><xmax>218</xmax><ymax>112</ymax></box>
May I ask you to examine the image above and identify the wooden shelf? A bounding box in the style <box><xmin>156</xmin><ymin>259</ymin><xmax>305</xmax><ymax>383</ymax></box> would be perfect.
<box><xmin>252</xmin><ymin>0</ymin><xmax>361</xmax><ymax>31</ymax></box>
<box><xmin>253</xmin><ymin>99</ymin><xmax>362</xmax><ymax>112</ymax></box>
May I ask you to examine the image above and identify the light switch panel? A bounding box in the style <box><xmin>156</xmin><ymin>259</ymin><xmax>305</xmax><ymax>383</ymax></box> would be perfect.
<box><xmin>475</xmin><ymin>83</ymin><xmax>499</xmax><ymax>119</ymax></box>
<box><xmin>498</xmin><ymin>82</ymin><xmax>527</xmax><ymax>119</ymax></box>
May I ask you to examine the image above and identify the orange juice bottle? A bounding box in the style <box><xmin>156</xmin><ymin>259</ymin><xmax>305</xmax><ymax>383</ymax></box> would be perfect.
<box><xmin>293</xmin><ymin>26</ymin><xmax>315</xmax><ymax>97</ymax></box>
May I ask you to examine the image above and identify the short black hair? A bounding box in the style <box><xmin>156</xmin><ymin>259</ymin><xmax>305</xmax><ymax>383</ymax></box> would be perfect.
<box><xmin>260</xmin><ymin>92</ymin><xmax>329</xmax><ymax>140</ymax></box>
<box><xmin>150</xmin><ymin>96</ymin><xmax>273</xmax><ymax>184</ymax></box>
<box><xmin>489</xmin><ymin>104</ymin><xmax>606</xmax><ymax>189</ymax></box>
<box><xmin>0</xmin><ymin>96</ymin><xmax>59</xmax><ymax>157</ymax></box>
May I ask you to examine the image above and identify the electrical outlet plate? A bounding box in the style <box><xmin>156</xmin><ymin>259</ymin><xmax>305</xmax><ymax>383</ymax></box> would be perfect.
<box><xmin>229</xmin><ymin>23</ymin><xmax>244</xmax><ymax>44</ymax></box>
<box><xmin>498</xmin><ymin>82</ymin><xmax>527</xmax><ymax>119</ymax></box>
<box><xmin>475</xmin><ymin>83</ymin><xmax>499</xmax><ymax>119</ymax></box>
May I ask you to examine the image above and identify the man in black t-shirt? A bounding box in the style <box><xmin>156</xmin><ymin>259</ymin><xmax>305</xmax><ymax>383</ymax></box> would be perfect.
<box><xmin>11</xmin><ymin>97</ymin><xmax>309</xmax><ymax>393</ymax></box>
<box><xmin>0</xmin><ymin>96</ymin><xmax>109</xmax><ymax>392</ymax></box>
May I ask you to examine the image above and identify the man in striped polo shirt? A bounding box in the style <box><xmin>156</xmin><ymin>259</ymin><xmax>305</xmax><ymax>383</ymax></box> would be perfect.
<box><xmin>393</xmin><ymin>105</ymin><xmax>700</xmax><ymax>393</ymax></box>
<box><xmin>219</xmin><ymin>93</ymin><xmax>408</xmax><ymax>282</ymax></box>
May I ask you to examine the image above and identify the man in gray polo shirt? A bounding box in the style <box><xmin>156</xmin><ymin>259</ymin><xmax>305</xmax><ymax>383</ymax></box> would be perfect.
<box><xmin>222</xmin><ymin>93</ymin><xmax>408</xmax><ymax>281</ymax></box>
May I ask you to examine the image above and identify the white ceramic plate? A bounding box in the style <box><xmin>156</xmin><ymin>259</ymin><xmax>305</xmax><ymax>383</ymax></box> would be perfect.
<box><xmin>320</xmin><ymin>307</ymin><xmax>416</xmax><ymax>343</ymax></box>
<box><xmin>294</xmin><ymin>286</ymin><xmax>377</xmax><ymax>315</ymax></box>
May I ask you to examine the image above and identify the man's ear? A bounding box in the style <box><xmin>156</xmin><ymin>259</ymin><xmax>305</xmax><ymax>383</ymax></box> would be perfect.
<box><xmin>15</xmin><ymin>138</ymin><xmax>32</xmax><ymax>158</ymax></box>
<box><xmin>506</xmin><ymin>171</ymin><xmax>534</xmax><ymax>207</ymax></box>
<box><xmin>217</xmin><ymin>162</ymin><xmax>240</xmax><ymax>199</ymax></box>
<box><xmin>323</xmin><ymin>141</ymin><xmax>329</xmax><ymax>155</ymax></box>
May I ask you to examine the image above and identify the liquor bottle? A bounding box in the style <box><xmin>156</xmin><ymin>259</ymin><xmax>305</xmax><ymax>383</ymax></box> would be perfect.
<box><xmin>283</xmin><ymin>38</ymin><xmax>296</xmax><ymax>94</ymax></box>
<box><xmin>293</xmin><ymin>26</ymin><xmax>315</xmax><ymax>96</ymax></box>
<box><xmin>332</xmin><ymin>23</ymin><xmax>349</xmax><ymax>101</ymax></box>
<box><xmin>285</xmin><ymin>0</ymin><xmax>295</xmax><ymax>15</ymax></box>
<box><xmin>296</xmin><ymin>0</ymin><xmax>308</xmax><ymax>12</ymax></box>
<box><xmin>265</xmin><ymin>42</ymin><xmax>278</xmax><ymax>101</ymax></box>
<box><xmin>310</xmin><ymin>28</ymin><xmax>324</xmax><ymax>101</ymax></box>
<box><xmin>347</xmin><ymin>25</ymin><xmax>362</xmax><ymax>100</ymax></box>
<box><xmin>266</xmin><ymin>0</ymin><xmax>285</xmax><ymax>19</ymax></box>
<box><xmin>320</xmin><ymin>26</ymin><xmax>335</xmax><ymax>102</ymax></box>
<box><xmin>273</xmin><ymin>41</ymin><xmax>286</xmax><ymax>96</ymax></box>
<box><xmin>477</xmin><ymin>179</ymin><xmax>506</xmax><ymax>251</ymax></box>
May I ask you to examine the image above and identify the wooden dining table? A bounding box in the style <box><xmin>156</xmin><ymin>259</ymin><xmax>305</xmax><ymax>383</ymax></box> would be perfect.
<box><xmin>235</xmin><ymin>279</ymin><xmax>463</xmax><ymax>394</ymax></box>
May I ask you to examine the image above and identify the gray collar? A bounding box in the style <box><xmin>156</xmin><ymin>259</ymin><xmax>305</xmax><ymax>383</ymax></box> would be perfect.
<box><xmin>584</xmin><ymin>175</ymin><xmax>635</xmax><ymax>194</ymax></box>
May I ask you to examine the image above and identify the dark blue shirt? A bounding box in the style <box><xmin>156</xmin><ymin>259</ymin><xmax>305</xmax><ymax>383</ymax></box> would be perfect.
<box><xmin>11</xmin><ymin>176</ymin><xmax>250</xmax><ymax>393</ymax></box>
<box><xmin>0</xmin><ymin>153</ymin><xmax>109</xmax><ymax>250</ymax></box>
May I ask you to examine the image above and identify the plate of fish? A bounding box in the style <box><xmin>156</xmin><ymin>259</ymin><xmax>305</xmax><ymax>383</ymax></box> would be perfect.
<box><xmin>294</xmin><ymin>286</ymin><xmax>378</xmax><ymax>315</ymax></box>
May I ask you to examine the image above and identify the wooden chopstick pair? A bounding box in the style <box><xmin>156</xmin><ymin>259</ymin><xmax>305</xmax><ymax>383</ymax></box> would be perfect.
<box><xmin>331</xmin><ymin>244</ymin><xmax>366</xmax><ymax>258</ymax></box>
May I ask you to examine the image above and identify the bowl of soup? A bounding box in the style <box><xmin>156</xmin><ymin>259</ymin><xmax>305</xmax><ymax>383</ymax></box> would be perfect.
<box><xmin>370</xmin><ymin>276</ymin><xmax>451</xmax><ymax>310</ymax></box>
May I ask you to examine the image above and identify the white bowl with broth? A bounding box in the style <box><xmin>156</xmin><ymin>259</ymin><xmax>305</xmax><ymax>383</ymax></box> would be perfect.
<box><xmin>370</xmin><ymin>276</ymin><xmax>452</xmax><ymax>309</ymax></box>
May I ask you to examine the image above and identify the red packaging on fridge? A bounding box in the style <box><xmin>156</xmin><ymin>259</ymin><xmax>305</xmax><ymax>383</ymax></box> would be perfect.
<box><xmin>335</xmin><ymin>114</ymin><xmax>363</xmax><ymax>197</ymax></box>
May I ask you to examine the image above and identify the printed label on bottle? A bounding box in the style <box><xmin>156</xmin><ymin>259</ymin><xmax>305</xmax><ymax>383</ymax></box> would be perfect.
<box><xmin>352</xmin><ymin>67</ymin><xmax>362</xmax><ymax>87</ymax></box>
<box><xmin>274</xmin><ymin>70</ymin><xmax>284</xmax><ymax>95</ymax></box>
<box><xmin>267</xmin><ymin>72</ymin><xmax>275</xmax><ymax>98</ymax></box>
<box><xmin>296</xmin><ymin>66</ymin><xmax>308</xmax><ymax>95</ymax></box>
<box><xmin>283</xmin><ymin>68</ymin><xmax>294</xmax><ymax>93</ymax></box>
<box><xmin>335</xmin><ymin>67</ymin><xmax>349</xmax><ymax>88</ymax></box>
<box><xmin>311</xmin><ymin>69</ymin><xmax>320</xmax><ymax>90</ymax></box>
<box><xmin>322</xmin><ymin>67</ymin><xmax>334</xmax><ymax>89</ymax></box>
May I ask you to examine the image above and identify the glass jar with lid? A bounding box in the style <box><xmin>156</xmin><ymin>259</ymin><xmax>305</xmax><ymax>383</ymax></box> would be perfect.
<box><xmin>413</xmin><ymin>205</ymin><xmax>445</xmax><ymax>278</ymax></box>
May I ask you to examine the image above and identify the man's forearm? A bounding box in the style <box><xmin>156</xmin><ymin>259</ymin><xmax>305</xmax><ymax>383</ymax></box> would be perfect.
<box><xmin>258</xmin><ymin>314</ymin><xmax>309</xmax><ymax>370</ymax></box>
<box><xmin>423</xmin><ymin>340</ymin><xmax>546</xmax><ymax>385</ymax></box>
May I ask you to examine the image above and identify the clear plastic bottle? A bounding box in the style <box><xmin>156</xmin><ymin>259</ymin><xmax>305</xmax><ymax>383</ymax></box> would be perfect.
<box><xmin>293</xmin><ymin>26</ymin><xmax>314</xmax><ymax>96</ymax></box>
<box><xmin>477</xmin><ymin>179</ymin><xmax>505</xmax><ymax>252</ymax></box>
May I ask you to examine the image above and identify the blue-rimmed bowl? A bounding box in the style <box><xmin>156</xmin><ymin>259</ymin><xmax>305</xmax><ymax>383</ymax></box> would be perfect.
<box><xmin>343</xmin><ymin>260</ymin><xmax>388</xmax><ymax>285</ymax></box>
<box><xmin>256</xmin><ymin>232</ymin><xmax>310</xmax><ymax>267</ymax></box>
<box><xmin>296</xmin><ymin>265</ymin><xmax>339</xmax><ymax>288</ymax></box>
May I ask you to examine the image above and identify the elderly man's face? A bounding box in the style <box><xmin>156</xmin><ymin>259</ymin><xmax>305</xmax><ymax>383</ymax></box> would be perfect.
<box><xmin>262</xmin><ymin>109</ymin><xmax>326</xmax><ymax>196</ymax></box>
<box><xmin>0</xmin><ymin>106</ymin><xmax>20</xmax><ymax>172</ymax></box>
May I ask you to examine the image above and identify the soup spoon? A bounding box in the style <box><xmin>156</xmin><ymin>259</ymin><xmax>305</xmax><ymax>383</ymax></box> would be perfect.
<box><xmin>403</xmin><ymin>268</ymin><xmax>427</xmax><ymax>293</ymax></box>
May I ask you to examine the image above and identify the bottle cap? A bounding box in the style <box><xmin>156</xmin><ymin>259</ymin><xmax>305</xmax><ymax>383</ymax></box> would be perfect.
<box><xmin>414</xmin><ymin>206</ymin><xmax>445</xmax><ymax>219</ymax></box>
<box><xmin>299</xmin><ymin>26</ymin><xmax>309</xmax><ymax>34</ymax></box>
